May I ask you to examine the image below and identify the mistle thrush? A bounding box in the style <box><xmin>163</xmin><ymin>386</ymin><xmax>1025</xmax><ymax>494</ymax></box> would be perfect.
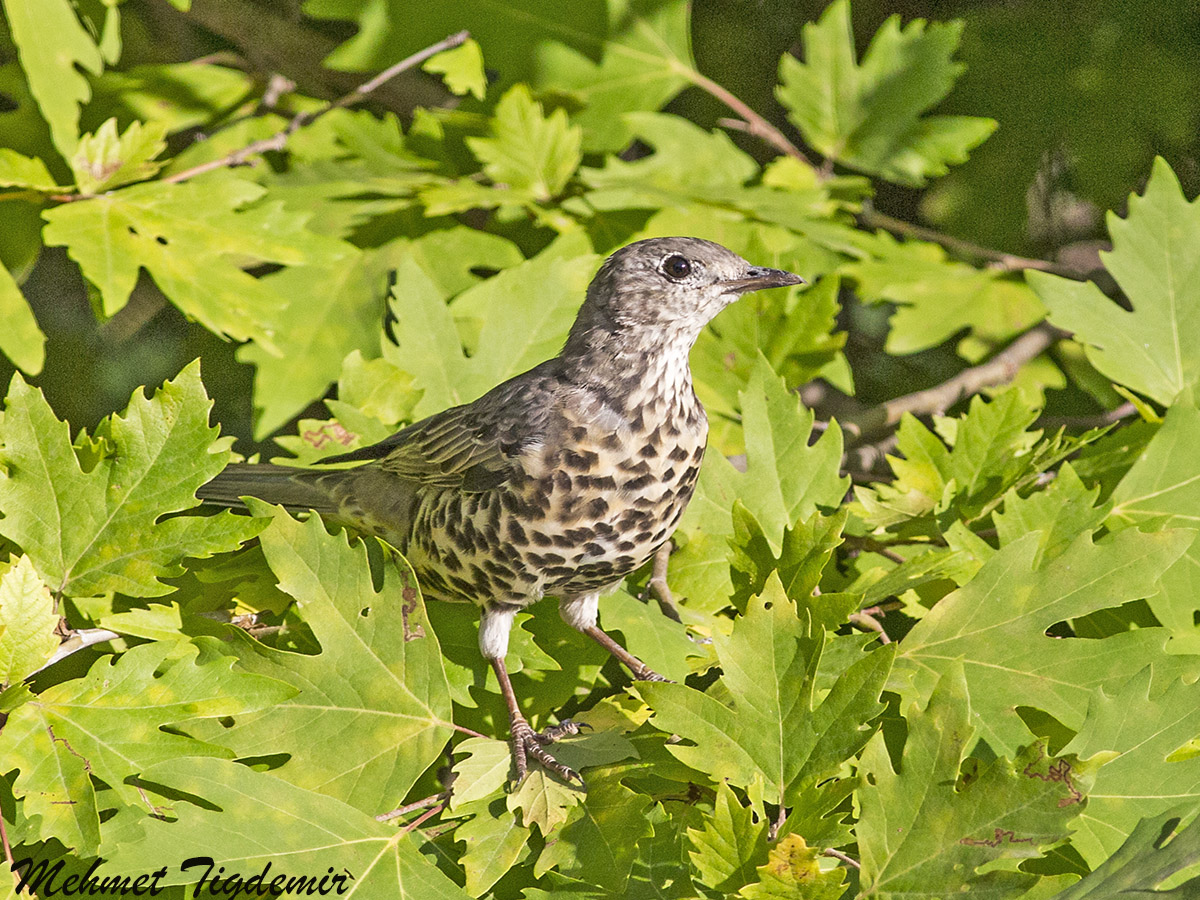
<box><xmin>198</xmin><ymin>237</ymin><xmax>804</xmax><ymax>784</ymax></box>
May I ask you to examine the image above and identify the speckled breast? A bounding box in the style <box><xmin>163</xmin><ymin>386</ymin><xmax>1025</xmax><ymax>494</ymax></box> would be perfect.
<box><xmin>406</xmin><ymin>410</ymin><xmax>707</xmax><ymax>607</ymax></box>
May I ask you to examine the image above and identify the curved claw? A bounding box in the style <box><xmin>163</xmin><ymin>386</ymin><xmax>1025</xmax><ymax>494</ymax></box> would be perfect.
<box><xmin>510</xmin><ymin>718</ymin><xmax>586</xmax><ymax>787</ymax></box>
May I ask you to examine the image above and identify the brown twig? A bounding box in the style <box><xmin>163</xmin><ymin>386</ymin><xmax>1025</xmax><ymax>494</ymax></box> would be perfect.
<box><xmin>400</xmin><ymin>801</ymin><xmax>447</xmax><ymax>834</ymax></box>
<box><xmin>847</xmin><ymin>322</ymin><xmax>1071</xmax><ymax>442</ymax></box>
<box><xmin>1038</xmin><ymin>401</ymin><xmax>1136</xmax><ymax>430</ymax></box>
<box><xmin>451</xmin><ymin>723</ymin><xmax>489</xmax><ymax>740</ymax></box>
<box><xmin>858</xmin><ymin>209</ymin><xmax>1085</xmax><ymax>279</ymax></box>
<box><xmin>686</xmin><ymin>71</ymin><xmax>811</xmax><ymax>166</ymax></box>
<box><xmin>768</xmin><ymin>802</ymin><xmax>787</xmax><ymax>842</ymax></box>
<box><xmin>841</xmin><ymin>536</ymin><xmax>906</xmax><ymax>565</ymax></box>
<box><xmin>824</xmin><ymin>847</ymin><xmax>861</xmax><ymax>870</ymax></box>
<box><xmin>376</xmin><ymin>791</ymin><xmax>449</xmax><ymax>824</ymax></box>
<box><xmin>162</xmin><ymin>30</ymin><xmax>469</xmax><ymax>185</ymax></box>
<box><xmin>848</xmin><ymin>608</ymin><xmax>891</xmax><ymax>643</ymax></box>
<box><xmin>842</xmin><ymin>433</ymin><xmax>899</xmax><ymax>482</ymax></box>
<box><xmin>1</xmin><ymin>810</ymin><xmax>13</xmax><ymax>870</ymax></box>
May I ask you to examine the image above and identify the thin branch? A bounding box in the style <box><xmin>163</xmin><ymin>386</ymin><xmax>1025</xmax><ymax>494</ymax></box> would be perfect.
<box><xmin>1038</xmin><ymin>401</ymin><xmax>1136</xmax><ymax>430</ymax></box>
<box><xmin>1</xmin><ymin>811</ymin><xmax>13</xmax><ymax>870</ymax></box>
<box><xmin>400</xmin><ymin>801</ymin><xmax>447</xmax><ymax>834</ymax></box>
<box><xmin>162</xmin><ymin>30</ymin><xmax>469</xmax><ymax>185</ymax></box>
<box><xmin>687</xmin><ymin>71</ymin><xmax>811</xmax><ymax>166</ymax></box>
<box><xmin>841</xmin><ymin>535</ymin><xmax>906</xmax><ymax>565</ymax></box>
<box><xmin>376</xmin><ymin>791</ymin><xmax>449</xmax><ymax>823</ymax></box>
<box><xmin>824</xmin><ymin>847</ymin><xmax>861</xmax><ymax>870</ymax></box>
<box><xmin>848</xmin><ymin>609</ymin><xmax>891</xmax><ymax>644</ymax></box>
<box><xmin>451</xmin><ymin>723</ymin><xmax>489</xmax><ymax>740</ymax></box>
<box><xmin>847</xmin><ymin>322</ymin><xmax>1071</xmax><ymax>441</ymax></box>
<box><xmin>768</xmin><ymin>802</ymin><xmax>787</xmax><ymax>842</ymax></box>
<box><xmin>858</xmin><ymin>209</ymin><xmax>1085</xmax><ymax>279</ymax></box>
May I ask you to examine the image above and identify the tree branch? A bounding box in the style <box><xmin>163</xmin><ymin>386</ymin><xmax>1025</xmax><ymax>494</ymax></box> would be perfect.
<box><xmin>857</xmin><ymin>209</ymin><xmax>1085</xmax><ymax>279</ymax></box>
<box><xmin>376</xmin><ymin>791</ymin><xmax>449</xmax><ymax>823</ymax></box>
<box><xmin>846</xmin><ymin>322</ymin><xmax>1071</xmax><ymax>441</ymax></box>
<box><xmin>162</xmin><ymin>30</ymin><xmax>470</xmax><ymax>185</ymax></box>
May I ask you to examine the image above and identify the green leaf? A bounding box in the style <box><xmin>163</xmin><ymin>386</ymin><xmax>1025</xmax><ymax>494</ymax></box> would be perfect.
<box><xmin>184</xmin><ymin>509</ymin><xmax>454</xmax><ymax>817</ymax></box>
<box><xmin>1062</xmin><ymin>667</ymin><xmax>1200</xmax><ymax>866</ymax></box>
<box><xmin>581</xmin><ymin>112</ymin><xmax>758</xmax><ymax>210</ymax></box>
<box><xmin>88</xmin><ymin>62</ymin><xmax>255</xmax><ymax>134</ymax></box>
<box><xmin>0</xmin><ymin>362</ymin><xmax>265</xmax><ymax>597</ymax></box>
<box><xmin>1031</xmin><ymin>159</ymin><xmax>1200</xmax><ymax>407</ymax></box>
<box><xmin>2</xmin><ymin>0</ymin><xmax>103</xmax><ymax>158</ymax></box>
<box><xmin>858</xmin><ymin>666</ymin><xmax>1091</xmax><ymax>898</ymax></box>
<box><xmin>1044</xmin><ymin>807</ymin><xmax>1200</xmax><ymax>900</ymax></box>
<box><xmin>1110</xmin><ymin>399</ymin><xmax>1200</xmax><ymax>529</ymax></box>
<box><xmin>99</xmin><ymin>757</ymin><xmax>472</xmax><ymax>898</ymax></box>
<box><xmin>449</xmin><ymin>738</ymin><xmax>512</xmax><ymax>813</ymax></box>
<box><xmin>686</xmin><ymin>782</ymin><xmax>768</xmax><ymax>893</ymax></box>
<box><xmin>70</xmin><ymin>118</ymin><xmax>166</xmax><ymax>195</ymax></box>
<box><xmin>738</xmin><ymin>833</ymin><xmax>847</xmax><ymax>900</ymax></box>
<box><xmin>844</xmin><ymin>231</ymin><xmax>1045</xmax><ymax>357</ymax></box>
<box><xmin>639</xmin><ymin>573</ymin><xmax>893</xmax><ymax>806</ymax></box>
<box><xmin>0</xmin><ymin>148</ymin><xmax>59</xmax><ymax>190</ymax></box>
<box><xmin>776</xmin><ymin>0</ymin><xmax>995</xmax><ymax>186</ymax></box>
<box><xmin>536</xmin><ymin>0</ymin><xmax>694</xmax><ymax>152</ymax></box>
<box><xmin>729</xmin><ymin>504</ymin><xmax>847</xmax><ymax>617</ymax></box>
<box><xmin>507</xmin><ymin>729</ymin><xmax>637</xmax><ymax>834</ymax></box>
<box><xmin>455</xmin><ymin>796</ymin><xmax>532</xmax><ymax>896</ymax></box>
<box><xmin>0</xmin><ymin>555</ymin><xmax>58</xmax><ymax>687</ymax></box>
<box><xmin>388</xmin><ymin>234</ymin><xmax>597</xmax><ymax>418</ymax></box>
<box><xmin>467</xmin><ymin>85</ymin><xmax>583</xmax><ymax>201</ymax></box>
<box><xmin>236</xmin><ymin>243</ymin><xmax>385</xmax><ymax>438</ymax></box>
<box><xmin>692</xmin><ymin>275</ymin><xmax>849</xmax><ymax>440</ymax></box>
<box><xmin>41</xmin><ymin>174</ymin><xmax>333</xmax><ymax>344</ymax></box>
<box><xmin>854</xmin><ymin>390</ymin><xmax>1041</xmax><ymax>531</ymax></box>
<box><xmin>895</xmin><ymin>527</ymin><xmax>1194</xmax><ymax>755</ymax></box>
<box><xmin>0</xmin><ymin>262</ymin><xmax>44</xmax><ymax>375</ymax></box>
<box><xmin>535</xmin><ymin>774</ymin><xmax>654</xmax><ymax>892</ymax></box>
<box><xmin>0</xmin><ymin>639</ymin><xmax>293</xmax><ymax>854</ymax></box>
<box><xmin>670</xmin><ymin>355</ymin><xmax>849</xmax><ymax>614</ymax></box>
<box><xmin>306</xmin><ymin>0</ymin><xmax>608</xmax><ymax>98</ymax></box>
<box><xmin>994</xmin><ymin>463</ymin><xmax>1110</xmax><ymax>566</ymax></box>
<box><xmin>423</xmin><ymin>38</ymin><xmax>487</xmax><ymax>100</ymax></box>
<box><xmin>1108</xmin><ymin>401</ymin><xmax>1200</xmax><ymax>646</ymax></box>
<box><xmin>595</xmin><ymin>588</ymin><xmax>702</xmax><ymax>684</ymax></box>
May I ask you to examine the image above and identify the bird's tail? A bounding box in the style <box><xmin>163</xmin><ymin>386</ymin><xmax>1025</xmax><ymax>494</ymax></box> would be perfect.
<box><xmin>196</xmin><ymin>463</ymin><xmax>344</xmax><ymax>515</ymax></box>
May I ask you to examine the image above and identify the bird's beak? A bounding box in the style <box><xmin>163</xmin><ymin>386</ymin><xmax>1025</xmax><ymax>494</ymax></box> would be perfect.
<box><xmin>720</xmin><ymin>265</ymin><xmax>806</xmax><ymax>294</ymax></box>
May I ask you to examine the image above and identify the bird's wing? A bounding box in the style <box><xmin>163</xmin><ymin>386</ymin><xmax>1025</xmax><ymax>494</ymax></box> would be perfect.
<box><xmin>375</xmin><ymin>406</ymin><xmax>517</xmax><ymax>491</ymax></box>
<box><xmin>321</xmin><ymin>371</ymin><xmax>558</xmax><ymax>491</ymax></box>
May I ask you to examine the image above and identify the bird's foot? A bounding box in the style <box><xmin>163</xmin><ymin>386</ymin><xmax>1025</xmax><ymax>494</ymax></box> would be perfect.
<box><xmin>630</xmin><ymin>663</ymin><xmax>670</xmax><ymax>682</ymax></box>
<box><xmin>510</xmin><ymin>715</ymin><xmax>586</xmax><ymax>787</ymax></box>
<box><xmin>535</xmin><ymin>718</ymin><xmax>592</xmax><ymax>745</ymax></box>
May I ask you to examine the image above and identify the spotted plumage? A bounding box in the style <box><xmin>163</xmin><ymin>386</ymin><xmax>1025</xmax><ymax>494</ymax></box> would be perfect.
<box><xmin>198</xmin><ymin>236</ymin><xmax>804</xmax><ymax>785</ymax></box>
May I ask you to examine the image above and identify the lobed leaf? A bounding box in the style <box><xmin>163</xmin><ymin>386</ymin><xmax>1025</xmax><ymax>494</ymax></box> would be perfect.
<box><xmin>0</xmin><ymin>362</ymin><xmax>265</xmax><ymax>597</ymax></box>
<box><xmin>777</xmin><ymin>0</ymin><xmax>995</xmax><ymax>186</ymax></box>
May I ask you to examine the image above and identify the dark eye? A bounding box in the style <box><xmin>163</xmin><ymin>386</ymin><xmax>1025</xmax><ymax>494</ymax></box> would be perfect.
<box><xmin>661</xmin><ymin>255</ymin><xmax>692</xmax><ymax>280</ymax></box>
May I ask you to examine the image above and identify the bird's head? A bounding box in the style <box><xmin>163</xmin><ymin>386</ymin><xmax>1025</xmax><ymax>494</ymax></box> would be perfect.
<box><xmin>579</xmin><ymin>237</ymin><xmax>804</xmax><ymax>341</ymax></box>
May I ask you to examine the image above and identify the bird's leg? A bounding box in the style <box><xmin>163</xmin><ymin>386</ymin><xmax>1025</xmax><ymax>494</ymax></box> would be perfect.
<box><xmin>490</xmin><ymin>658</ymin><xmax>584</xmax><ymax>786</ymax></box>
<box><xmin>480</xmin><ymin>603</ymin><xmax>585</xmax><ymax>786</ymax></box>
<box><xmin>560</xmin><ymin>592</ymin><xmax>670</xmax><ymax>683</ymax></box>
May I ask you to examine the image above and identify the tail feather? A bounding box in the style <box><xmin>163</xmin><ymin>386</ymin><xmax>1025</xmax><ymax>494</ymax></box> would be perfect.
<box><xmin>196</xmin><ymin>463</ymin><xmax>343</xmax><ymax>515</ymax></box>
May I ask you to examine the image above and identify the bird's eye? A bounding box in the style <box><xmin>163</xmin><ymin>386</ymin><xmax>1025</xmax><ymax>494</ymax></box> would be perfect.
<box><xmin>661</xmin><ymin>255</ymin><xmax>692</xmax><ymax>280</ymax></box>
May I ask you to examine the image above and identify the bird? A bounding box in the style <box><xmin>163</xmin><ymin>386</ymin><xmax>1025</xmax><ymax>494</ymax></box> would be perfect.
<box><xmin>197</xmin><ymin>237</ymin><xmax>804</xmax><ymax>785</ymax></box>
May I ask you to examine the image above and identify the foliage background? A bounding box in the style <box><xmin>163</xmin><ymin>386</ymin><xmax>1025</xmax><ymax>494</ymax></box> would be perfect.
<box><xmin>2</xmin><ymin>0</ymin><xmax>1200</xmax><ymax>897</ymax></box>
